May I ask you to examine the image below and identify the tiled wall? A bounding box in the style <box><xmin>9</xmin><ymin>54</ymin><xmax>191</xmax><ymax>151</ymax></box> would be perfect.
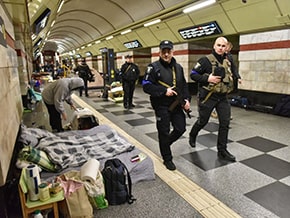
<box><xmin>0</xmin><ymin>7</ymin><xmax>22</xmax><ymax>186</ymax></box>
<box><xmin>15</xmin><ymin>40</ymin><xmax>29</xmax><ymax>95</ymax></box>
<box><xmin>239</xmin><ymin>29</ymin><xmax>290</xmax><ymax>94</ymax></box>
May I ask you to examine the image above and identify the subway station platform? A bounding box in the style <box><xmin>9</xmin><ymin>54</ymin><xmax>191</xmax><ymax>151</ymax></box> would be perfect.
<box><xmin>22</xmin><ymin>85</ymin><xmax>290</xmax><ymax>218</ymax></box>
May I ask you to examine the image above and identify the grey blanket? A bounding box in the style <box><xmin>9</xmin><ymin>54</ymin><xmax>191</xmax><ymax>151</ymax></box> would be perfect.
<box><xmin>35</xmin><ymin>125</ymin><xmax>135</xmax><ymax>171</ymax></box>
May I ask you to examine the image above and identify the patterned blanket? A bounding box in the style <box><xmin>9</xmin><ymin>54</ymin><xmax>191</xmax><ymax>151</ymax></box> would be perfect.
<box><xmin>19</xmin><ymin>125</ymin><xmax>135</xmax><ymax>172</ymax></box>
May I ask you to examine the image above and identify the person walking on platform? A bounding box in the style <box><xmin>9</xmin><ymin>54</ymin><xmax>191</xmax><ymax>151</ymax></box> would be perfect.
<box><xmin>189</xmin><ymin>36</ymin><xmax>236</xmax><ymax>162</ymax></box>
<box><xmin>211</xmin><ymin>41</ymin><xmax>242</xmax><ymax>119</ymax></box>
<box><xmin>120</xmin><ymin>55</ymin><xmax>140</xmax><ymax>109</ymax></box>
<box><xmin>74</xmin><ymin>58</ymin><xmax>93</xmax><ymax>97</ymax></box>
<box><xmin>42</xmin><ymin>77</ymin><xmax>84</xmax><ymax>132</ymax></box>
<box><xmin>142</xmin><ymin>40</ymin><xmax>191</xmax><ymax>170</ymax></box>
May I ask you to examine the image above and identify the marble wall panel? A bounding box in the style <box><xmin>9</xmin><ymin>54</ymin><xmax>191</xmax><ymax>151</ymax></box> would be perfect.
<box><xmin>0</xmin><ymin>5</ymin><xmax>22</xmax><ymax>186</ymax></box>
<box><xmin>239</xmin><ymin>29</ymin><xmax>290</xmax><ymax>94</ymax></box>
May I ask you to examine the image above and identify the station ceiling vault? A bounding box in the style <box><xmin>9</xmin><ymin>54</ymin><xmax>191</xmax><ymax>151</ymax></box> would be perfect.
<box><xmin>3</xmin><ymin>0</ymin><xmax>290</xmax><ymax>58</ymax></box>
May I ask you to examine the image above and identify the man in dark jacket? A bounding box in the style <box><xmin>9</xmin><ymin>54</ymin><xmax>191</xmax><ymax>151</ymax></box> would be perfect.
<box><xmin>120</xmin><ymin>55</ymin><xmax>140</xmax><ymax>109</ymax></box>
<box><xmin>142</xmin><ymin>40</ymin><xmax>191</xmax><ymax>170</ymax></box>
<box><xmin>74</xmin><ymin>58</ymin><xmax>93</xmax><ymax>97</ymax></box>
<box><xmin>189</xmin><ymin>36</ymin><xmax>236</xmax><ymax>162</ymax></box>
<box><xmin>42</xmin><ymin>77</ymin><xmax>84</xmax><ymax>132</ymax></box>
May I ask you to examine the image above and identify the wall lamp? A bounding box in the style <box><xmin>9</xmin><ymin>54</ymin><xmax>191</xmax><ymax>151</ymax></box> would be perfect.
<box><xmin>183</xmin><ymin>0</ymin><xmax>216</xmax><ymax>13</ymax></box>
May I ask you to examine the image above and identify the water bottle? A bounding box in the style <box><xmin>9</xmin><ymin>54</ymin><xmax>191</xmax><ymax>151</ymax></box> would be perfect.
<box><xmin>33</xmin><ymin>210</ymin><xmax>44</xmax><ymax>218</ymax></box>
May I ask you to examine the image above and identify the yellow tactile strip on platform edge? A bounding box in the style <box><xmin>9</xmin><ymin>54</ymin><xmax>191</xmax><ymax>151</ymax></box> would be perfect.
<box><xmin>72</xmin><ymin>94</ymin><xmax>242</xmax><ymax>218</ymax></box>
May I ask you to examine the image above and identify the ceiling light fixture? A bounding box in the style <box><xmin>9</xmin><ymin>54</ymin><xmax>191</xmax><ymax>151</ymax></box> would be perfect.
<box><xmin>106</xmin><ymin>35</ymin><xmax>113</xmax><ymax>40</ymax></box>
<box><xmin>121</xmin><ymin>29</ymin><xmax>132</xmax><ymax>35</ymax></box>
<box><xmin>183</xmin><ymin>0</ymin><xmax>216</xmax><ymax>13</ymax></box>
<box><xmin>57</xmin><ymin>0</ymin><xmax>64</xmax><ymax>13</ymax></box>
<box><xmin>95</xmin><ymin>40</ymin><xmax>101</xmax><ymax>44</ymax></box>
<box><xmin>144</xmin><ymin>19</ymin><xmax>161</xmax><ymax>27</ymax></box>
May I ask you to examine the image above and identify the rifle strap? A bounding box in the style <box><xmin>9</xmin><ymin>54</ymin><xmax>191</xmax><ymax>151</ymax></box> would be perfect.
<box><xmin>156</xmin><ymin>65</ymin><xmax>176</xmax><ymax>88</ymax></box>
<box><xmin>124</xmin><ymin>65</ymin><xmax>131</xmax><ymax>74</ymax></box>
<box><xmin>201</xmin><ymin>84</ymin><xmax>217</xmax><ymax>104</ymax></box>
<box><xmin>158</xmin><ymin>80</ymin><xmax>171</xmax><ymax>88</ymax></box>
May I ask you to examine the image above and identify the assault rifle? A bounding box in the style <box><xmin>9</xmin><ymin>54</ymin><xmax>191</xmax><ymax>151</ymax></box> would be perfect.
<box><xmin>168</xmin><ymin>87</ymin><xmax>192</xmax><ymax>118</ymax></box>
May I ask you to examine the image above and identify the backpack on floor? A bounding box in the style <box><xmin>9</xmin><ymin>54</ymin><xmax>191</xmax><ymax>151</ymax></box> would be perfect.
<box><xmin>101</xmin><ymin>158</ymin><xmax>136</xmax><ymax>205</ymax></box>
<box><xmin>273</xmin><ymin>95</ymin><xmax>290</xmax><ymax>117</ymax></box>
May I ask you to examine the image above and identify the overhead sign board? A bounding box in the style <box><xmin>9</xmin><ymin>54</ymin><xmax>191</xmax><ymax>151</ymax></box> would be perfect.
<box><xmin>32</xmin><ymin>8</ymin><xmax>51</xmax><ymax>35</ymax></box>
<box><xmin>178</xmin><ymin>21</ymin><xmax>222</xmax><ymax>40</ymax></box>
<box><xmin>124</xmin><ymin>40</ymin><xmax>142</xmax><ymax>49</ymax></box>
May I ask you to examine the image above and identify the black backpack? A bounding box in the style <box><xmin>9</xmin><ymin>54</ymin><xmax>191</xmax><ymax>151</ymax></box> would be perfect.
<box><xmin>273</xmin><ymin>95</ymin><xmax>290</xmax><ymax>117</ymax></box>
<box><xmin>101</xmin><ymin>158</ymin><xmax>136</xmax><ymax>205</ymax></box>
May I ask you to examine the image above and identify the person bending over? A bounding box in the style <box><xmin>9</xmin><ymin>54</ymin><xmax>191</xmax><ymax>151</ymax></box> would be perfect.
<box><xmin>42</xmin><ymin>77</ymin><xmax>84</xmax><ymax>132</ymax></box>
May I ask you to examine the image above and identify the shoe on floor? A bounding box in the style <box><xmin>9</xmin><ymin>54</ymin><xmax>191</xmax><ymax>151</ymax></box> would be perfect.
<box><xmin>218</xmin><ymin>150</ymin><xmax>236</xmax><ymax>162</ymax></box>
<box><xmin>163</xmin><ymin>160</ymin><xmax>176</xmax><ymax>171</ymax></box>
<box><xmin>189</xmin><ymin>135</ymin><xmax>196</xmax><ymax>147</ymax></box>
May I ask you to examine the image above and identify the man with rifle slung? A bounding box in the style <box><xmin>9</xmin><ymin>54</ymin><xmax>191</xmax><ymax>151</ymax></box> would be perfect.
<box><xmin>189</xmin><ymin>36</ymin><xmax>236</xmax><ymax>162</ymax></box>
<box><xmin>142</xmin><ymin>40</ymin><xmax>191</xmax><ymax>171</ymax></box>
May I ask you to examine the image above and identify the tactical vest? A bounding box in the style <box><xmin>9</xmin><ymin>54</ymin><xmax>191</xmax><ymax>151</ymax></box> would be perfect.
<box><xmin>205</xmin><ymin>54</ymin><xmax>234</xmax><ymax>94</ymax></box>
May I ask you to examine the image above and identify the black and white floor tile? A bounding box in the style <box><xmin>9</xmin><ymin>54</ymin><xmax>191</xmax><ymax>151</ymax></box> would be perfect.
<box><xmin>83</xmin><ymin>87</ymin><xmax>290</xmax><ymax>218</ymax></box>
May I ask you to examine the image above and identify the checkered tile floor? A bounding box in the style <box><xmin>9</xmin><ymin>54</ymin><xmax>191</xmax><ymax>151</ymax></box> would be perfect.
<box><xmin>82</xmin><ymin>86</ymin><xmax>290</xmax><ymax>218</ymax></box>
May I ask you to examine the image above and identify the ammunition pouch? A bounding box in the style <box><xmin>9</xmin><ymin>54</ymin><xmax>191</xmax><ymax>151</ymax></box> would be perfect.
<box><xmin>213</xmin><ymin>66</ymin><xmax>225</xmax><ymax>80</ymax></box>
<box><xmin>205</xmin><ymin>54</ymin><xmax>234</xmax><ymax>95</ymax></box>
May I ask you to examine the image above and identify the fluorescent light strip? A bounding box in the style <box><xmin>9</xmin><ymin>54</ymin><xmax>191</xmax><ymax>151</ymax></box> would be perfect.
<box><xmin>183</xmin><ymin>0</ymin><xmax>216</xmax><ymax>13</ymax></box>
<box><xmin>144</xmin><ymin>19</ymin><xmax>161</xmax><ymax>27</ymax></box>
<box><xmin>51</xmin><ymin>20</ymin><xmax>55</xmax><ymax>27</ymax></box>
<box><xmin>95</xmin><ymin>40</ymin><xmax>101</xmax><ymax>44</ymax></box>
<box><xmin>57</xmin><ymin>0</ymin><xmax>64</xmax><ymax>13</ymax></box>
<box><xmin>121</xmin><ymin>29</ymin><xmax>132</xmax><ymax>35</ymax></box>
<box><xmin>106</xmin><ymin>35</ymin><xmax>113</xmax><ymax>40</ymax></box>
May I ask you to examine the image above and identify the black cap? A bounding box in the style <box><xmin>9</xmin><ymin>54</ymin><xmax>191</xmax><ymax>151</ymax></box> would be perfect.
<box><xmin>159</xmin><ymin>40</ymin><xmax>173</xmax><ymax>50</ymax></box>
<box><xmin>125</xmin><ymin>54</ymin><xmax>133</xmax><ymax>58</ymax></box>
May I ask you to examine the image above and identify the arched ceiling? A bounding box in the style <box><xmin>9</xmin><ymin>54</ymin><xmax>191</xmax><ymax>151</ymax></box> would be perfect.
<box><xmin>3</xmin><ymin>0</ymin><xmax>290</xmax><ymax>58</ymax></box>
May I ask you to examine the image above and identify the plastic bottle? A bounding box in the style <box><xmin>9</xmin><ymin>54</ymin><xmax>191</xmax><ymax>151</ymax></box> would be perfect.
<box><xmin>33</xmin><ymin>210</ymin><xmax>44</xmax><ymax>218</ymax></box>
